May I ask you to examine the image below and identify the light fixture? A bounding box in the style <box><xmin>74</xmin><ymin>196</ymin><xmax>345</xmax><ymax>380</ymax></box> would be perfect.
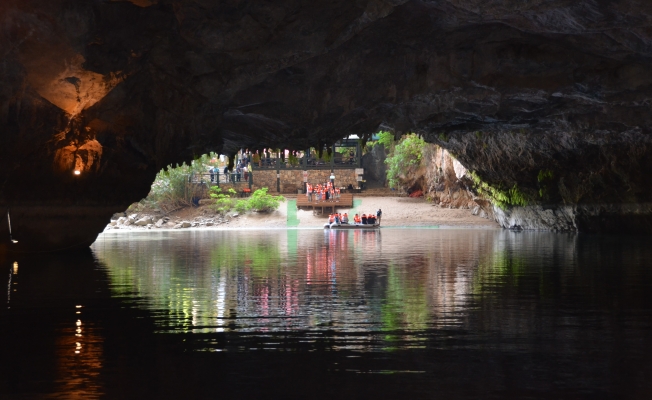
<box><xmin>7</xmin><ymin>209</ymin><xmax>17</xmax><ymax>244</ymax></box>
<box><xmin>74</xmin><ymin>170</ymin><xmax>81</xmax><ymax>175</ymax></box>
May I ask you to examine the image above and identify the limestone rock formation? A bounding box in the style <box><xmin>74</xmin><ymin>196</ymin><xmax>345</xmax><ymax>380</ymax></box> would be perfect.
<box><xmin>2</xmin><ymin>0</ymin><xmax>652</xmax><ymax>251</ymax></box>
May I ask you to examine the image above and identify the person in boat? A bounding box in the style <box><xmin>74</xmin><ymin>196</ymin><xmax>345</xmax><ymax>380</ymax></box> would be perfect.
<box><xmin>368</xmin><ymin>214</ymin><xmax>376</xmax><ymax>225</ymax></box>
<box><xmin>342</xmin><ymin>213</ymin><xmax>349</xmax><ymax>224</ymax></box>
<box><xmin>329</xmin><ymin>213</ymin><xmax>341</xmax><ymax>228</ymax></box>
<box><xmin>361</xmin><ymin>214</ymin><xmax>368</xmax><ymax>224</ymax></box>
<box><xmin>354</xmin><ymin>214</ymin><xmax>361</xmax><ymax>224</ymax></box>
<box><xmin>325</xmin><ymin>213</ymin><xmax>335</xmax><ymax>228</ymax></box>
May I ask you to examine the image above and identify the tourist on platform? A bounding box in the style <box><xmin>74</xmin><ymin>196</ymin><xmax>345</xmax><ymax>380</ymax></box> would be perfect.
<box><xmin>209</xmin><ymin>166</ymin><xmax>215</xmax><ymax>183</ymax></box>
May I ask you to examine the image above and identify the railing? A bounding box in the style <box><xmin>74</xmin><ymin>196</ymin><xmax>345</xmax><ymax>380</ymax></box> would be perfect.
<box><xmin>251</xmin><ymin>158</ymin><xmax>359</xmax><ymax>170</ymax></box>
<box><xmin>188</xmin><ymin>173</ymin><xmax>252</xmax><ymax>186</ymax></box>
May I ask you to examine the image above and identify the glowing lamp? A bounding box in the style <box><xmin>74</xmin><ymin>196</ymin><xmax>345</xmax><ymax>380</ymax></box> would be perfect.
<box><xmin>74</xmin><ymin>170</ymin><xmax>81</xmax><ymax>175</ymax></box>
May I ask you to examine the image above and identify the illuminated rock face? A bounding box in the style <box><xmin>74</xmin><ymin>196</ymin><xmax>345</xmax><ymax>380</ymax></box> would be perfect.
<box><xmin>1</xmin><ymin>0</ymin><xmax>652</xmax><ymax>251</ymax></box>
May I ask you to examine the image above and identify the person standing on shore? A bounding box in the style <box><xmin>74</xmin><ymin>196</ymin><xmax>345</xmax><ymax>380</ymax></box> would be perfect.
<box><xmin>376</xmin><ymin>209</ymin><xmax>382</xmax><ymax>225</ymax></box>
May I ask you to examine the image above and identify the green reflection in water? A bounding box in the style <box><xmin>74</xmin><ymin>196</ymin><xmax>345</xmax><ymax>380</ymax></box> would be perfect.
<box><xmin>95</xmin><ymin>230</ymin><xmax>566</xmax><ymax>349</ymax></box>
<box><xmin>382</xmin><ymin>262</ymin><xmax>430</xmax><ymax>346</ymax></box>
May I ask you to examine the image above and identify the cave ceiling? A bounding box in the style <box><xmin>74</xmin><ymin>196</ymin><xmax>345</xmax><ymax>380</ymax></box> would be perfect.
<box><xmin>1</xmin><ymin>0</ymin><xmax>652</xmax><ymax>249</ymax></box>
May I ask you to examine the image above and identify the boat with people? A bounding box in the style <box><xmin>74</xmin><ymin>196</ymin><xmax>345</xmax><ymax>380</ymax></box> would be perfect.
<box><xmin>323</xmin><ymin>211</ymin><xmax>381</xmax><ymax>229</ymax></box>
<box><xmin>323</xmin><ymin>223</ymin><xmax>380</xmax><ymax>230</ymax></box>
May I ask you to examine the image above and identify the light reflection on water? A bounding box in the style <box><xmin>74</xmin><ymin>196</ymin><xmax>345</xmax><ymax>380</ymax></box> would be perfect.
<box><xmin>4</xmin><ymin>228</ymin><xmax>652</xmax><ymax>398</ymax></box>
<box><xmin>91</xmin><ymin>228</ymin><xmax>592</xmax><ymax>352</ymax></box>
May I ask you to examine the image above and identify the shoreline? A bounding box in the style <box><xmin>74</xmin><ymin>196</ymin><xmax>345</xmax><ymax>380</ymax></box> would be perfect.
<box><xmin>104</xmin><ymin>196</ymin><xmax>499</xmax><ymax>232</ymax></box>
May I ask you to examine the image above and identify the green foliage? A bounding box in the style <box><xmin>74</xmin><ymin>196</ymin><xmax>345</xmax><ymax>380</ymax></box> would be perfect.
<box><xmin>210</xmin><ymin>187</ymin><xmax>238</xmax><ymax>214</ymax></box>
<box><xmin>537</xmin><ymin>169</ymin><xmax>554</xmax><ymax>199</ymax></box>
<box><xmin>207</xmin><ymin>187</ymin><xmax>286</xmax><ymax>215</ymax></box>
<box><xmin>377</xmin><ymin>131</ymin><xmax>395</xmax><ymax>149</ymax></box>
<box><xmin>147</xmin><ymin>163</ymin><xmax>190</xmax><ymax>208</ymax></box>
<box><xmin>234</xmin><ymin>199</ymin><xmax>251</xmax><ymax>213</ymax></box>
<box><xmin>247</xmin><ymin>187</ymin><xmax>285</xmax><ymax>212</ymax></box>
<box><xmin>438</xmin><ymin>132</ymin><xmax>449</xmax><ymax>142</ymax></box>
<box><xmin>474</xmin><ymin>131</ymin><xmax>482</xmax><ymax>139</ymax></box>
<box><xmin>146</xmin><ymin>152</ymin><xmax>219</xmax><ymax>209</ymax></box>
<box><xmin>385</xmin><ymin>133</ymin><xmax>427</xmax><ymax>189</ymax></box>
<box><xmin>537</xmin><ymin>169</ymin><xmax>554</xmax><ymax>182</ymax></box>
<box><xmin>288</xmin><ymin>153</ymin><xmax>300</xmax><ymax>166</ymax></box>
<box><xmin>469</xmin><ymin>171</ymin><xmax>529</xmax><ymax>209</ymax></box>
<box><xmin>321</xmin><ymin>150</ymin><xmax>332</xmax><ymax>162</ymax></box>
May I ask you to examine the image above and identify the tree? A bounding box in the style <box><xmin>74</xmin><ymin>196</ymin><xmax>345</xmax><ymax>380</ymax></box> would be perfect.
<box><xmin>385</xmin><ymin>134</ymin><xmax>427</xmax><ymax>189</ymax></box>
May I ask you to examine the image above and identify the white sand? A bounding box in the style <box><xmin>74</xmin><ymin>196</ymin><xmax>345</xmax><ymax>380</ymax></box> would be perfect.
<box><xmin>215</xmin><ymin>196</ymin><xmax>498</xmax><ymax>229</ymax></box>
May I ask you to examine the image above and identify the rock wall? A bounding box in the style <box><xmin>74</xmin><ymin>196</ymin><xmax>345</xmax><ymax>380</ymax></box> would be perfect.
<box><xmin>423</xmin><ymin>145</ymin><xmax>476</xmax><ymax>209</ymax></box>
<box><xmin>362</xmin><ymin>145</ymin><xmax>387</xmax><ymax>184</ymax></box>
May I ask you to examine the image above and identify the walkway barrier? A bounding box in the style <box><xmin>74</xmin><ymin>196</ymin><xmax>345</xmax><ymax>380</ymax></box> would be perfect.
<box><xmin>296</xmin><ymin>193</ymin><xmax>354</xmax><ymax>215</ymax></box>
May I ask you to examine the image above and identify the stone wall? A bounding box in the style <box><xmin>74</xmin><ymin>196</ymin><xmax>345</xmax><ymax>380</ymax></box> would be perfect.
<box><xmin>250</xmin><ymin>169</ymin><xmax>359</xmax><ymax>194</ymax></box>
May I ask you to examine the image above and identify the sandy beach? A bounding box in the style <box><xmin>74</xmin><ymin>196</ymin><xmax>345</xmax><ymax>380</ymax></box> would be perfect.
<box><xmin>155</xmin><ymin>196</ymin><xmax>499</xmax><ymax>230</ymax></box>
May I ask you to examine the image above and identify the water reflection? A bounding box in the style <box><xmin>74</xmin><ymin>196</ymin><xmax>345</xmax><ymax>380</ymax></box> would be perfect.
<box><xmin>91</xmin><ymin>229</ymin><xmax>613</xmax><ymax>353</ymax></box>
<box><xmin>0</xmin><ymin>251</ymin><xmax>108</xmax><ymax>399</ymax></box>
<box><xmin>3</xmin><ymin>230</ymin><xmax>652</xmax><ymax>398</ymax></box>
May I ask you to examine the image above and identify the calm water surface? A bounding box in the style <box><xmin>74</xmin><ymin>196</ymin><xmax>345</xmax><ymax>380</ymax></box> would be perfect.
<box><xmin>2</xmin><ymin>228</ymin><xmax>652</xmax><ymax>399</ymax></box>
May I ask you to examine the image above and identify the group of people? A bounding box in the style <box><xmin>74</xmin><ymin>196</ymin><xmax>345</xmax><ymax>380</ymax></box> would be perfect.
<box><xmin>306</xmin><ymin>182</ymin><xmax>340</xmax><ymax>202</ymax></box>
<box><xmin>327</xmin><ymin>209</ymin><xmax>382</xmax><ymax>227</ymax></box>
<box><xmin>208</xmin><ymin>160</ymin><xmax>252</xmax><ymax>183</ymax></box>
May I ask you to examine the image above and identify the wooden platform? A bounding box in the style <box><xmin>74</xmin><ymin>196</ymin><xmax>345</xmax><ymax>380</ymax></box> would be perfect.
<box><xmin>296</xmin><ymin>193</ymin><xmax>354</xmax><ymax>214</ymax></box>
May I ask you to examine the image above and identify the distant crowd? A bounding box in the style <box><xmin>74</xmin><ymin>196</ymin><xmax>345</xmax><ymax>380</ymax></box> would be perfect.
<box><xmin>305</xmin><ymin>182</ymin><xmax>340</xmax><ymax>202</ymax></box>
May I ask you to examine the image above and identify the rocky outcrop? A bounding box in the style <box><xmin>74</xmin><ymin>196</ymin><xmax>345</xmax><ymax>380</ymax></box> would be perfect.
<box><xmin>362</xmin><ymin>144</ymin><xmax>388</xmax><ymax>185</ymax></box>
<box><xmin>490</xmin><ymin>203</ymin><xmax>652</xmax><ymax>233</ymax></box>
<box><xmin>2</xmin><ymin>0</ymin><xmax>652</xmax><ymax>251</ymax></box>
<box><xmin>424</xmin><ymin>146</ymin><xmax>477</xmax><ymax>209</ymax></box>
<box><xmin>104</xmin><ymin>212</ymin><xmax>235</xmax><ymax>231</ymax></box>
